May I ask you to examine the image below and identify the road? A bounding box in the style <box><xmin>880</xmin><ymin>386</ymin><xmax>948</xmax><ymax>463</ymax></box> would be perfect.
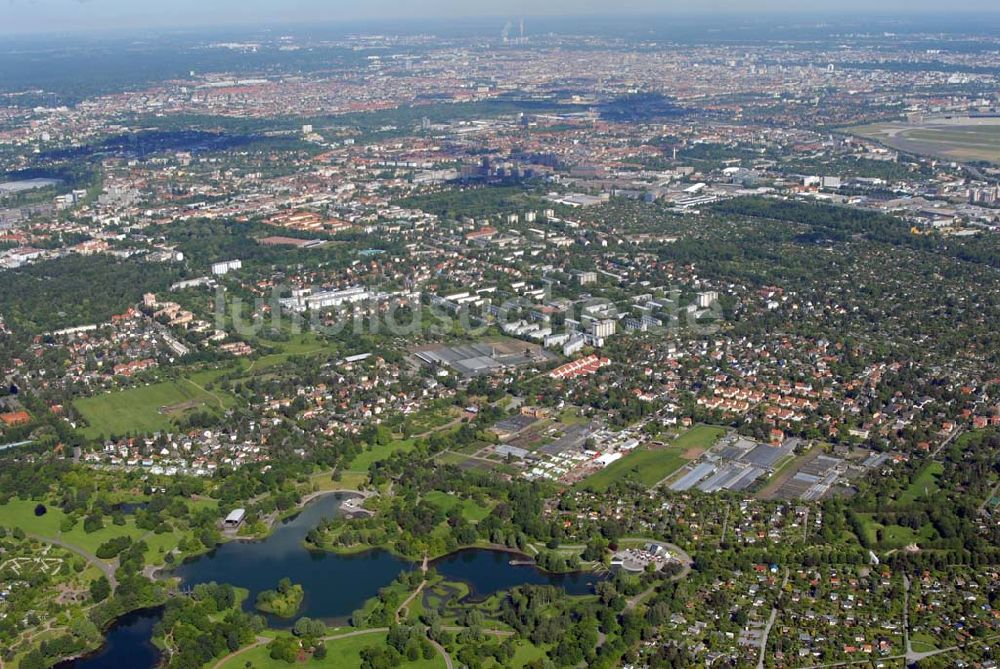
<box><xmin>799</xmin><ymin>632</ymin><xmax>1000</xmax><ymax>669</ymax></box>
<box><xmin>757</xmin><ymin>569</ymin><xmax>789</xmax><ymax>669</ymax></box>
<box><xmin>903</xmin><ymin>573</ymin><xmax>912</xmax><ymax>660</ymax></box>
<box><xmin>30</xmin><ymin>533</ymin><xmax>118</xmax><ymax>589</ymax></box>
<box><xmin>0</xmin><ymin>439</ymin><xmax>34</xmax><ymax>452</ymax></box>
<box><xmin>931</xmin><ymin>427</ymin><xmax>963</xmax><ymax>458</ymax></box>
<box><xmin>757</xmin><ymin>609</ymin><xmax>778</xmax><ymax>669</ymax></box>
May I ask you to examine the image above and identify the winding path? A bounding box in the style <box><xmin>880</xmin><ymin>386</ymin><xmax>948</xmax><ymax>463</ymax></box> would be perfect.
<box><xmin>428</xmin><ymin>638</ymin><xmax>454</xmax><ymax>669</ymax></box>
<box><xmin>182</xmin><ymin>377</ymin><xmax>227</xmax><ymax>410</ymax></box>
<box><xmin>29</xmin><ymin>533</ymin><xmax>118</xmax><ymax>589</ymax></box>
<box><xmin>396</xmin><ymin>556</ymin><xmax>430</xmax><ymax>623</ymax></box>
<box><xmin>209</xmin><ymin>634</ymin><xmax>272</xmax><ymax>669</ymax></box>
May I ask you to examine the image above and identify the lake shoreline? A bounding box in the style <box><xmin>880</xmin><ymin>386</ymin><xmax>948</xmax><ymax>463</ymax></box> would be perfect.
<box><xmin>57</xmin><ymin>491</ymin><xmax>603</xmax><ymax>669</ymax></box>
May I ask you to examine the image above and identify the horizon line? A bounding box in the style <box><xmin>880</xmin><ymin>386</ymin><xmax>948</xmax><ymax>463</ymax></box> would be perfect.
<box><xmin>5</xmin><ymin>9</ymin><xmax>1000</xmax><ymax>39</ymax></box>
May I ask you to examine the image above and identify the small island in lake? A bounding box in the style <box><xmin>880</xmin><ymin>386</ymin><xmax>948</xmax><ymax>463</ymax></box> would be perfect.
<box><xmin>254</xmin><ymin>577</ymin><xmax>304</xmax><ymax>618</ymax></box>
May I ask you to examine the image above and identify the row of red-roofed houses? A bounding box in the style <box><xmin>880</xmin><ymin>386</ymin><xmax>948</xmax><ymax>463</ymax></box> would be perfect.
<box><xmin>549</xmin><ymin>355</ymin><xmax>610</xmax><ymax>380</ymax></box>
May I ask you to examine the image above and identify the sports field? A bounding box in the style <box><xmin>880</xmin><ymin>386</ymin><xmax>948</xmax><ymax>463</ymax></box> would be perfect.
<box><xmin>852</xmin><ymin>118</ymin><xmax>1000</xmax><ymax>164</ymax></box>
<box><xmin>74</xmin><ymin>378</ymin><xmax>233</xmax><ymax>439</ymax></box>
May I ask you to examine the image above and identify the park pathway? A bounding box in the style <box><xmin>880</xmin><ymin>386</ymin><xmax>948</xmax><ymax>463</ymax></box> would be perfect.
<box><xmin>183</xmin><ymin>378</ymin><xmax>226</xmax><ymax>410</ymax></box>
<box><xmin>395</xmin><ymin>556</ymin><xmax>430</xmax><ymax>623</ymax></box>
<box><xmin>428</xmin><ymin>638</ymin><xmax>454</xmax><ymax>669</ymax></box>
<box><xmin>210</xmin><ymin>635</ymin><xmax>272</xmax><ymax>669</ymax></box>
<box><xmin>29</xmin><ymin>533</ymin><xmax>118</xmax><ymax>589</ymax></box>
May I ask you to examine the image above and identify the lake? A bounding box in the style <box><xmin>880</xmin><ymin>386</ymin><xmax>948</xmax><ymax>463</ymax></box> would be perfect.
<box><xmin>59</xmin><ymin>492</ymin><xmax>598</xmax><ymax>668</ymax></box>
<box><xmin>54</xmin><ymin>607</ymin><xmax>162</xmax><ymax>669</ymax></box>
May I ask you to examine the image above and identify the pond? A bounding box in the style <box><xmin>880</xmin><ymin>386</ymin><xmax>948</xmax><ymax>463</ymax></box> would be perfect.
<box><xmin>59</xmin><ymin>492</ymin><xmax>599</xmax><ymax>668</ymax></box>
<box><xmin>54</xmin><ymin>607</ymin><xmax>162</xmax><ymax>669</ymax></box>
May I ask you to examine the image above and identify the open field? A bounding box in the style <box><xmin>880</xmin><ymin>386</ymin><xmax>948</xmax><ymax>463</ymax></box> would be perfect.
<box><xmin>673</xmin><ymin>425</ymin><xmax>728</xmax><ymax>451</ymax></box>
<box><xmin>434</xmin><ymin>451</ymin><xmax>474</xmax><ymax>466</ymax></box>
<box><xmin>580</xmin><ymin>446</ymin><xmax>687</xmax><ymax>491</ymax></box>
<box><xmin>74</xmin><ymin>379</ymin><xmax>235</xmax><ymax>439</ymax></box>
<box><xmin>309</xmin><ymin>469</ymin><xmax>369</xmax><ymax>492</ymax></box>
<box><xmin>246</xmin><ymin>332</ymin><xmax>337</xmax><ymax>371</ymax></box>
<box><xmin>852</xmin><ymin>118</ymin><xmax>1000</xmax><ymax>164</ymax></box>
<box><xmin>899</xmin><ymin>461</ymin><xmax>943</xmax><ymax>505</ymax></box>
<box><xmin>0</xmin><ymin>499</ymin><xmax>147</xmax><ymax>555</ymax></box>
<box><xmin>423</xmin><ymin>490</ymin><xmax>492</xmax><ymax>523</ymax></box>
<box><xmin>217</xmin><ymin>631</ymin><xmax>445</xmax><ymax>669</ymax></box>
<box><xmin>854</xmin><ymin>512</ymin><xmax>937</xmax><ymax>549</ymax></box>
<box><xmin>910</xmin><ymin>632</ymin><xmax>940</xmax><ymax>654</ymax></box>
<box><xmin>348</xmin><ymin>438</ymin><xmax>417</xmax><ymax>473</ymax></box>
<box><xmin>74</xmin><ymin>333</ymin><xmax>333</xmax><ymax>439</ymax></box>
<box><xmin>579</xmin><ymin>425</ymin><xmax>727</xmax><ymax>492</ymax></box>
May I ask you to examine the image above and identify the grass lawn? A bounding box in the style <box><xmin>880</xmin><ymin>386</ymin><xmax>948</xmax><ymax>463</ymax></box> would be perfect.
<box><xmin>218</xmin><ymin>631</ymin><xmax>445</xmax><ymax>669</ymax></box>
<box><xmin>0</xmin><ymin>499</ymin><xmax>147</xmax><ymax>556</ymax></box>
<box><xmin>852</xmin><ymin>121</ymin><xmax>1000</xmax><ymax>163</ymax></box>
<box><xmin>348</xmin><ymin>439</ymin><xmax>417</xmax><ymax>473</ymax></box>
<box><xmin>142</xmin><ymin>528</ymin><xmax>187</xmax><ymax>564</ymax></box>
<box><xmin>579</xmin><ymin>446</ymin><xmax>687</xmax><ymax>492</ymax></box>
<box><xmin>855</xmin><ymin>512</ymin><xmax>937</xmax><ymax>549</ymax></box>
<box><xmin>556</xmin><ymin>407</ymin><xmax>588</xmax><ymax>426</ymax></box>
<box><xmin>310</xmin><ymin>469</ymin><xmax>369</xmax><ymax>492</ymax></box>
<box><xmin>910</xmin><ymin>632</ymin><xmax>939</xmax><ymax>653</ymax></box>
<box><xmin>672</xmin><ymin>424</ymin><xmax>727</xmax><ymax>451</ymax></box>
<box><xmin>506</xmin><ymin>640</ymin><xmax>549</xmax><ymax>667</ymax></box>
<box><xmin>423</xmin><ymin>491</ymin><xmax>492</xmax><ymax>523</ymax></box>
<box><xmin>434</xmin><ymin>451</ymin><xmax>473</xmax><ymax>466</ymax></box>
<box><xmin>899</xmin><ymin>461</ymin><xmax>943</xmax><ymax>505</ymax></box>
<box><xmin>74</xmin><ymin>378</ymin><xmax>234</xmax><ymax>439</ymax></box>
<box><xmin>405</xmin><ymin>406</ymin><xmax>461</xmax><ymax>435</ymax></box>
<box><xmin>246</xmin><ymin>332</ymin><xmax>336</xmax><ymax>371</ymax></box>
<box><xmin>0</xmin><ymin>499</ymin><xmax>199</xmax><ymax>569</ymax></box>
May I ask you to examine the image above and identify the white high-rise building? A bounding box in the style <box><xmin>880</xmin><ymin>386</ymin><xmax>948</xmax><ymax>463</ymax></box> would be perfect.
<box><xmin>591</xmin><ymin>319</ymin><xmax>616</xmax><ymax>339</ymax></box>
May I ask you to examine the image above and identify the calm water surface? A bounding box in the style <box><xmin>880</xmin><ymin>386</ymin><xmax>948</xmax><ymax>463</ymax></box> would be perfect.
<box><xmin>59</xmin><ymin>492</ymin><xmax>597</xmax><ymax>668</ymax></box>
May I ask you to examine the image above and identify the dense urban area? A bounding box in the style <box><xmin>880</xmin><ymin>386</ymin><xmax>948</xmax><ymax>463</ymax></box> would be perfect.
<box><xmin>0</xmin><ymin>11</ymin><xmax>999</xmax><ymax>669</ymax></box>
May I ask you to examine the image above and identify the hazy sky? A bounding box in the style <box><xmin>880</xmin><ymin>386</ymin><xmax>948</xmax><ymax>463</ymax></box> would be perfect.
<box><xmin>3</xmin><ymin>0</ymin><xmax>999</xmax><ymax>34</ymax></box>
